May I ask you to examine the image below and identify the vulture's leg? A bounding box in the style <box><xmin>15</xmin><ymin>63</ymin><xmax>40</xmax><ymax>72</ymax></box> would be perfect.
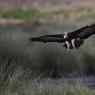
<box><xmin>65</xmin><ymin>41</ymin><xmax>70</xmax><ymax>51</ymax></box>
<box><xmin>71</xmin><ymin>39</ymin><xmax>76</xmax><ymax>50</ymax></box>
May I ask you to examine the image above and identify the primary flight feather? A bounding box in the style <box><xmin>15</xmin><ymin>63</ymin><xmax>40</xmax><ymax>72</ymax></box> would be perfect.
<box><xmin>30</xmin><ymin>23</ymin><xmax>95</xmax><ymax>50</ymax></box>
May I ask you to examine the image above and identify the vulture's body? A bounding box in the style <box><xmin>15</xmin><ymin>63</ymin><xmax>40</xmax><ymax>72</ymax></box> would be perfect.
<box><xmin>30</xmin><ymin>23</ymin><xmax>95</xmax><ymax>50</ymax></box>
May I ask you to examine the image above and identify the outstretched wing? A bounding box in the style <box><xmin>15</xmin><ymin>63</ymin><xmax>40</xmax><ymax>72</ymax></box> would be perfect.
<box><xmin>70</xmin><ymin>23</ymin><xmax>95</xmax><ymax>39</ymax></box>
<box><xmin>30</xmin><ymin>34</ymin><xmax>65</xmax><ymax>43</ymax></box>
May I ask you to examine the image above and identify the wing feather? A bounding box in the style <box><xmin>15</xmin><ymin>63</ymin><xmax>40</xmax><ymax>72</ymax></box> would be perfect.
<box><xmin>30</xmin><ymin>34</ymin><xmax>65</xmax><ymax>42</ymax></box>
<box><xmin>70</xmin><ymin>23</ymin><xmax>95</xmax><ymax>39</ymax></box>
<box><xmin>79</xmin><ymin>23</ymin><xmax>95</xmax><ymax>39</ymax></box>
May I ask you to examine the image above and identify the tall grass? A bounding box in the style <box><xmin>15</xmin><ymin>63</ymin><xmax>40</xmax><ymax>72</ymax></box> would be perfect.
<box><xmin>1</xmin><ymin>9</ymin><xmax>43</xmax><ymax>21</ymax></box>
<box><xmin>0</xmin><ymin>77</ymin><xmax>94</xmax><ymax>95</ymax></box>
<box><xmin>0</xmin><ymin>20</ymin><xmax>95</xmax><ymax>94</ymax></box>
<box><xmin>0</xmin><ymin>23</ymin><xmax>94</xmax><ymax>78</ymax></box>
<box><xmin>0</xmin><ymin>8</ymin><xmax>95</xmax><ymax>21</ymax></box>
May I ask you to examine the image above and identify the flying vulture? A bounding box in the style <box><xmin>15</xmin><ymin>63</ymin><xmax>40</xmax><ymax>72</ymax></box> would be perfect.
<box><xmin>30</xmin><ymin>23</ymin><xmax>95</xmax><ymax>50</ymax></box>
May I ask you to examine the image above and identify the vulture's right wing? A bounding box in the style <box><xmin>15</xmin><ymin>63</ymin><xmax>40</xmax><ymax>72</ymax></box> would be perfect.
<box><xmin>30</xmin><ymin>34</ymin><xmax>65</xmax><ymax>43</ymax></box>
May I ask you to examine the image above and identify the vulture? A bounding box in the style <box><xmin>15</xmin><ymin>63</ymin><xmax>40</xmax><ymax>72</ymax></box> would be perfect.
<box><xmin>30</xmin><ymin>23</ymin><xmax>95</xmax><ymax>50</ymax></box>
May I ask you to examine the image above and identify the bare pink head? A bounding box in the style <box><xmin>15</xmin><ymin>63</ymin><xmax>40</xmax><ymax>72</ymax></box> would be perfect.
<box><xmin>63</xmin><ymin>32</ymin><xmax>68</xmax><ymax>38</ymax></box>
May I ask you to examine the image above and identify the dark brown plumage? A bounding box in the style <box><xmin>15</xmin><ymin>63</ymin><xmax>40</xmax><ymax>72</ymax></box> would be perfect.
<box><xmin>30</xmin><ymin>22</ymin><xmax>95</xmax><ymax>50</ymax></box>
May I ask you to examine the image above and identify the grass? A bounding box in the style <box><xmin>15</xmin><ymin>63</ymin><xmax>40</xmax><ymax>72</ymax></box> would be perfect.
<box><xmin>0</xmin><ymin>23</ymin><xmax>95</xmax><ymax>78</ymax></box>
<box><xmin>0</xmin><ymin>77</ymin><xmax>95</xmax><ymax>95</ymax></box>
<box><xmin>22</xmin><ymin>80</ymin><xmax>94</xmax><ymax>95</ymax></box>
<box><xmin>0</xmin><ymin>19</ymin><xmax>94</xmax><ymax>95</ymax></box>
<box><xmin>0</xmin><ymin>8</ymin><xmax>95</xmax><ymax>21</ymax></box>
<box><xmin>0</xmin><ymin>9</ymin><xmax>43</xmax><ymax>21</ymax></box>
<box><xmin>0</xmin><ymin>21</ymin><xmax>95</xmax><ymax>95</ymax></box>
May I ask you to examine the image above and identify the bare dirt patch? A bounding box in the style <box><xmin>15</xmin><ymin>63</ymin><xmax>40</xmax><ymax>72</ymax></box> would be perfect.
<box><xmin>0</xmin><ymin>18</ymin><xmax>27</xmax><ymax>25</ymax></box>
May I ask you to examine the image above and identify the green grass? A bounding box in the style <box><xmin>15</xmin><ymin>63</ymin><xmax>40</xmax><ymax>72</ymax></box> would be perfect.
<box><xmin>0</xmin><ymin>9</ymin><xmax>44</xmax><ymax>21</ymax></box>
<box><xmin>0</xmin><ymin>19</ymin><xmax>95</xmax><ymax>95</ymax></box>
<box><xmin>23</xmin><ymin>81</ymin><xmax>95</xmax><ymax>95</ymax></box>
<box><xmin>0</xmin><ymin>77</ymin><xmax>95</xmax><ymax>95</ymax></box>
<box><xmin>0</xmin><ymin>24</ymin><xmax>95</xmax><ymax>78</ymax></box>
<box><xmin>0</xmin><ymin>8</ymin><xmax>95</xmax><ymax>21</ymax></box>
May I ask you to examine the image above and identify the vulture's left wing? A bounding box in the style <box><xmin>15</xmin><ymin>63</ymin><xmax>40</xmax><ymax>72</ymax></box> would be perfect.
<box><xmin>30</xmin><ymin>34</ymin><xmax>65</xmax><ymax>43</ymax></box>
<box><xmin>70</xmin><ymin>23</ymin><xmax>95</xmax><ymax>39</ymax></box>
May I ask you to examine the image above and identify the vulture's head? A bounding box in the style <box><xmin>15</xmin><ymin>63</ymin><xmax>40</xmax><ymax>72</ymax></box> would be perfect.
<box><xmin>63</xmin><ymin>32</ymin><xmax>68</xmax><ymax>39</ymax></box>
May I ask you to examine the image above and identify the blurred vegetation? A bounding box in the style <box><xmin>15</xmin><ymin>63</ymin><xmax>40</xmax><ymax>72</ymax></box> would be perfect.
<box><xmin>0</xmin><ymin>77</ymin><xmax>95</xmax><ymax>95</ymax></box>
<box><xmin>0</xmin><ymin>9</ymin><xmax>43</xmax><ymax>21</ymax></box>
<box><xmin>0</xmin><ymin>10</ymin><xmax>95</xmax><ymax>94</ymax></box>
<box><xmin>0</xmin><ymin>23</ymin><xmax>94</xmax><ymax>78</ymax></box>
<box><xmin>0</xmin><ymin>8</ymin><xmax>95</xmax><ymax>21</ymax></box>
